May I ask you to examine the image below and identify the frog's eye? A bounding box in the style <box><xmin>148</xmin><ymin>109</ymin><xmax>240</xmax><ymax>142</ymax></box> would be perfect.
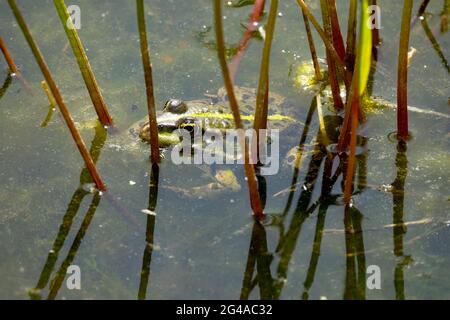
<box><xmin>177</xmin><ymin>117</ymin><xmax>202</xmax><ymax>135</ymax></box>
<box><xmin>164</xmin><ymin>99</ymin><xmax>188</xmax><ymax>114</ymax></box>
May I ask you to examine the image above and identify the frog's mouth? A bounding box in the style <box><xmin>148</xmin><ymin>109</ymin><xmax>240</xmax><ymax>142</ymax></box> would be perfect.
<box><xmin>157</xmin><ymin>131</ymin><xmax>182</xmax><ymax>147</ymax></box>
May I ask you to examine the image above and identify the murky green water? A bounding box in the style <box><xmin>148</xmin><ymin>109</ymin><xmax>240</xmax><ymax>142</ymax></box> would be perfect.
<box><xmin>0</xmin><ymin>0</ymin><xmax>449</xmax><ymax>299</ymax></box>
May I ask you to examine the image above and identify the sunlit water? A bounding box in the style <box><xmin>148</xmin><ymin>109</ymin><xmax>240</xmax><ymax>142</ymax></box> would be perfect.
<box><xmin>0</xmin><ymin>0</ymin><xmax>449</xmax><ymax>299</ymax></box>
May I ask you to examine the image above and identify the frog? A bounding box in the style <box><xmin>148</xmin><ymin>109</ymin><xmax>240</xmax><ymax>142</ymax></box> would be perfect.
<box><xmin>129</xmin><ymin>86</ymin><xmax>299</xmax><ymax>147</ymax></box>
<box><xmin>127</xmin><ymin>86</ymin><xmax>302</xmax><ymax>198</ymax></box>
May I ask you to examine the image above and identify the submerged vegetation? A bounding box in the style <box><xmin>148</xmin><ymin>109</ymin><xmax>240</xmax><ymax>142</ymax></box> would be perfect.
<box><xmin>0</xmin><ymin>0</ymin><xmax>449</xmax><ymax>300</ymax></box>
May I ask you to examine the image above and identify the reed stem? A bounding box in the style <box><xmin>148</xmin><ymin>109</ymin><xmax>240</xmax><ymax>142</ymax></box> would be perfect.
<box><xmin>254</xmin><ymin>0</ymin><xmax>278</xmax><ymax>132</ymax></box>
<box><xmin>0</xmin><ymin>36</ymin><xmax>32</xmax><ymax>92</ymax></box>
<box><xmin>0</xmin><ymin>36</ymin><xmax>18</xmax><ymax>73</ymax></box>
<box><xmin>53</xmin><ymin>0</ymin><xmax>113</xmax><ymax>126</ymax></box>
<box><xmin>296</xmin><ymin>0</ymin><xmax>351</xmax><ymax>87</ymax></box>
<box><xmin>8</xmin><ymin>0</ymin><xmax>106</xmax><ymax>191</ymax></box>
<box><xmin>214</xmin><ymin>0</ymin><xmax>264</xmax><ymax>219</ymax></box>
<box><xmin>320</xmin><ymin>0</ymin><xmax>344</xmax><ymax>110</ymax></box>
<box><xmin>136</xmin><ymin>0</ymin><xmax>160</xmax><ymax>163</ymax></box>
<box><xmin>397</xmin><ymin>0</ymin><xmax>413</xmax><ymax>140</ymax></box>
<box><xmin>345</xmin><ymin>0</ymin><xmax>357</xmax><ymax>72</ymax></box>
<box><xmin>442</xmin><ymin>0</ymin><xmax>450</xmax><ymax>33</ymax></box>
<box><xmin>327</xmin><ymin>0</ymin><xmax>345</xmax><ymax>60</ymax></box>
<box><xmin>301</xmin><ymin>7</ymin><xmax>322</xmax><ymax>80</ymax></box>
<box><xmin>370</xmin><ymin>0</ymin><xmax>381</xmax><ymax>48</ymax></box>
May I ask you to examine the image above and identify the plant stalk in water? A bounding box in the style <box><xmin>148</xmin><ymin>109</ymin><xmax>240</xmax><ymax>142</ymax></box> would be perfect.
<box><xmin>214</xmin><ymin>0</ymin><xmax>264</xmax><ymax>219</ymax></box>
<box><xmin>0</xmin><ymin>36</ymin><xmax>32</xmax><ymax>92</ymax></box>
<box><xmin>345</xmin><ymin>0</ymin><xmax>357</xmax><ymax>72</ymax></box>
<box><xmin>301</xmin><ymin>7</ymin><xmax>322</xmax><ymax>80</ymax></box>
<box><xmin>341</xmin><ymin>0</ymin><xmax>372</xmax><ymax>204</ymax></box>
<box><xmin>53</xmin><ymin>0</ymin><xmax>113</xmax><ymax>126</ymax></box>
<box><xmin>327</xmin><ymin>0</ymin><xmax>345</xmax><ymax>60</ymax></box>
<box><xmin>137</xmin><ymin>0</ymin><xmax>160</xmax><ymax>163</ymax></box>
<box><xmin>296</xmin><ymin>0</ymin><xmax>351</xmax><ymax>87</ymax></box>
<box><xmin>8</xmin><ymin>0</ymin><xmax>106</xmax><ymax>191</ymax></box>
<box><xmin>397</xmin><ymin>0</ymin><xmax>413</xmax><ymax>140</ymax></box>
<box><xmin>0</xmin><ymin>36</ymin><xmax>18</xmax><ymax>73</ymax></box>
<box><xmin>320</xmin><ymin>0</ymin><xmax>344</xmax><ymax>110</ymax></box>
<box><xmin>254</xmin><ymin>0</ymin><xmax>278</xmax><ymax>132</ymax></box>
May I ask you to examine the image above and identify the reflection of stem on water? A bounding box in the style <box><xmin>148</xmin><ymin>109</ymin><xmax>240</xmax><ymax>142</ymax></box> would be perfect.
<box><xmin>281</xmin><ymin>97</ymin><xmax>317</xmax><ymax>217</ymax></box>
<box><xmin>138</xmin><ymin>163</ymin><xmax>160</xmax><ymax>300</ymax></box>
<box><xmin>240</xmin><ymin>222</ymin><xmax>274</xmax><ymax>300</ymax></box>
<box><xmin>30</xmin><ymin>123</ymin><xmax>107</xmax><ymax>300</ymax></box>
<box><xmin>273</xmin><ymin>141</ymin><xmax>326</xmax><ymax>299</ymax></box>
<box><xmin>392</xmin><ymin>140</ymin><xmax>409</xmax><ymax>300</ymax></box>
<box><xmin>47</xmin><ymin>193</ymin><xmax>101</xmax><ymax>300</ymax></box>
<box><xmin>421</xmin><ymin>17</ymin><xmax>450</xmax><ymax>75</ymax></box>
<box><xmin>356</xmin><ymin>137</ymin><xmax>368</xmax><ymax>191</ymax></box>
<box><xmin>344</xmin><ymin>205</ymin><xmax>366</xmax><ymax>300</ymax></box>
<box><xmin>0</xmin><ymin>73</ymin><xmax>12</xmax><ymax>101</ymax></box>
<box><xmin>301</xmin><ymin>203</ymin><xmax>327</xmax><ymax>300</ymax></box>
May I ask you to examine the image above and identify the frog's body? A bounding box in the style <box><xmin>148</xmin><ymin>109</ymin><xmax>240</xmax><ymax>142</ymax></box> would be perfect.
<box><xmin>129</xmin><ymin>86</ymin><xmax>298</xmax><ymax>147</ymax></box>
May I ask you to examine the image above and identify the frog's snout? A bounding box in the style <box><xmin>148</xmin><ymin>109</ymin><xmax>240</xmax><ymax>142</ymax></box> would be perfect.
<box><xmin>157</xmin><ymin>123</ymin><xmax>178</xmax><ymax>133</ymax></box>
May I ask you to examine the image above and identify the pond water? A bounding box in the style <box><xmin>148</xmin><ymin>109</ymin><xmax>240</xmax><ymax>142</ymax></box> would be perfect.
<box><xmin>0</xmin><ymin>0</ymin><xmax>449</xmax><ymax>299</ymax></box>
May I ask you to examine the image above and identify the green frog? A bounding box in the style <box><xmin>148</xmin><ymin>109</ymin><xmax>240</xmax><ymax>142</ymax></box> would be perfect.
<box><xmin>129</xmin><ymin>86</ymin><xmax>298</xmax><ymax>147</ymax></box>
<box><xmin>127</xmin><ymin>86</ymin><xmax>301</xmax><ymax>198</ymax></box>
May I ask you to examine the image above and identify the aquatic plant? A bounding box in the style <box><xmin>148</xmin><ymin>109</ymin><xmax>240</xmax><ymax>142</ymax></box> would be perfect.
<box><xmin>136</xmin><ymin>0</ymin><xmax>160</xmax><ymax>163</ymax></box>
<box><xmin>397</xmin><ymin>0</ymin><xmax>413</xmax><ymax>140</ymax></box>
<box><xmin>0</xmin><ymin>36</ymin><xmax>18</xmax><ymax>74</ymax></box>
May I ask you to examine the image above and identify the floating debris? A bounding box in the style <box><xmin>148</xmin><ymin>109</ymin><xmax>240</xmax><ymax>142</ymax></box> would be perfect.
<box><xmin>141</xmin><ymin>209</ymin><xmax>156</xmax><ymax>216</ymax></box>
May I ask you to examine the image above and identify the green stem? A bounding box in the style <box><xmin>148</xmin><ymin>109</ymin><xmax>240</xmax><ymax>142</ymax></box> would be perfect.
<box><xmin>53</xmin><ymin>0</ymin><xmax>113</xmax><ymax>126</ymax></box>
<box><xmin>254</xmin><ymin>0</ymin><xmax>278</xmax><ymax>131</ymax></box>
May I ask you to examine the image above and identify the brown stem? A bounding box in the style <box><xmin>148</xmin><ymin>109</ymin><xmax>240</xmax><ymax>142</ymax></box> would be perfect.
<box><xmin>296</xmin><ymin>0</ymin><xmax>351</xmax><ymax>87</ymax></box>
<box><xmin>345</xmin><ymin>0</ymin><xmax>357</xmax><ymax>72</ymax></box>
<box><xmin>327</xmin><ymin>0</ymin><xmax>346</xmax><ymax>60</ymax></box>
<box><xmin>397</xmin><ymin>0</ymin><xmax>413</xmax><ymax>140</ymax></box>
<box><xmin>0</xmin><ymin>36</ymin><xmax>32</xmax><ymax>92</ymax></box>
<box><xmin>0</xmin><ymin>36</ymin><xmax>18</xmax><ymax>73</ymax></box>
<box><xmin>137</xmin><ymin>0</ymin><xmax>160</xmax><ymax>163</ymax></box>
<box><xmin>301</xmin><ymin>7</ymin><xmax>322</xmax><ymax>80</ymax></box>
<box><xmin>370</xmin><ymin>0</ymin><xmax>381</xmax><ymax>48</ymax></box>
<box><xmin>320</xmin><ymin>0</ymin><xmax>344</xmax><ymax>110</ymax></box>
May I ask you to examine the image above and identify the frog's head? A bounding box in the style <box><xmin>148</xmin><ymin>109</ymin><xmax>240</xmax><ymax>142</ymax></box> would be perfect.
<box><xmin>138</xmin><ymin>99</ymin><xmax>200</xmax><ymax>147</ymax></box>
